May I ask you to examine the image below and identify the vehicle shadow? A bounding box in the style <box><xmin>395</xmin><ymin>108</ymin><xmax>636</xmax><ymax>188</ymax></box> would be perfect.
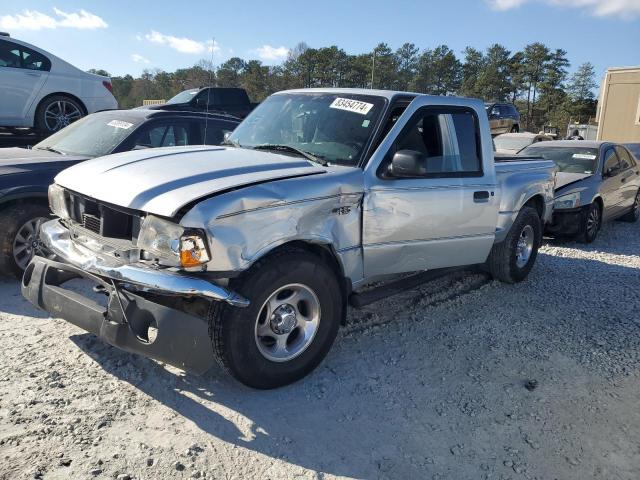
<box><xmin>68</xmin><ymin>251</ymin><xmax>640</xmax><ymax>479</ymax></box>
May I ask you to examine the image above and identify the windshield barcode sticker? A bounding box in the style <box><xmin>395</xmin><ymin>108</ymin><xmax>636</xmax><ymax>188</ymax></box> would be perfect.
<box><xmin>330</xmin><ymin>98</ymin><xmax>374</xmax><ymax>115</ymax></box>
<box><xmin>573</xmin><ymin>153</ymin><xmax>596</xmax><ymax>160</ymax></box>
<box><xmin>107</xmin><ymin>120</ymin><xmax>134</xmax><ymax>129</ymax></box>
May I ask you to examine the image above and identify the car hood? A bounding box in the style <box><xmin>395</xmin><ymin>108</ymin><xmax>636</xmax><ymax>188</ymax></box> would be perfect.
<box><xmin>554</xmin><ymin>171</ymin><xmax>592</xmax><ymax>192</ymax></box>
<box><xmin>0</xmin><ymin>147</ymin><xmax>88</xmax><ymax>173</ymax></box>
<box><xmin>55</xmin><ymin>146</ymin><xmax>327</xmax><ymax>217</ymax></box>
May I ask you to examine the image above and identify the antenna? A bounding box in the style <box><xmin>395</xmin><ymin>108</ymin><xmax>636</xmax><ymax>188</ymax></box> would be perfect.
<box><xmin>203</xmin><ymin>37</ymin><xmax>215</xmax><ymax>145</ymax></box>
<box><xmin>371</xmin><ymin>49</ymin><xmax>375</xmax><ymax>89</ymax></box>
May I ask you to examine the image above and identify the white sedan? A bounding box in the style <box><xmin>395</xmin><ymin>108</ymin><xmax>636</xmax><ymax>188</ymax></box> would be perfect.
<box><xmin>0</xmin><ymin>33</ymin><xmax>117</xmax><ymax>133</ymax></box>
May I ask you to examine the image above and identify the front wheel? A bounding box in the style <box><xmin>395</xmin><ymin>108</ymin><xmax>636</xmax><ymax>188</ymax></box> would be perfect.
<box><xmin>0</xmin><ymin>204</ymin><xmax>51</xmax><ymax>278</ymax></box>
<box><xmin>209</xmin><ymin>248</ymin><xmax>343</xmax><ymax>389</ymax></box>
<box><xmin>486</xmin><ymin>206</ymin><xmax>541</xmax><ymax>283</ymax></box>
<box><xmin>578</xmin><ymin>202</ymin><xmax>601</xmax><ymax>243</ymax></box>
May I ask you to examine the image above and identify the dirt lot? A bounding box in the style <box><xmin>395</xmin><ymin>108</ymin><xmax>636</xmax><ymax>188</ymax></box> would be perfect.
<box><xmin>1</xmin><ymin>220</ymin><xmax>640</xmax><ymax>480</ymax></box>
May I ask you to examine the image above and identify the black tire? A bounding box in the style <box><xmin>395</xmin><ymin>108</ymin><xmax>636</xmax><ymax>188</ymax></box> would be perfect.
<box><xmin>578</xmin><ymin>202</ymin><xmax>601</xmax><ymax>243</ymax></box>
<box><xmin>35</xmin><ymin>95</ymin><xmax>85</xmax><ymax>134</ymax></box>
<box><xmin>620</xmin><ymin>190</ymin><xmax>639</xmax><ymax>223</ymax></box>
<box><xmin>487</xmin><ymin>206</ymin><xmax>541</xmax><ymax>283</ymax></box>
<box><xmin>510</xmin><ymin>124</ymin><xmax>520</xmax><ymax>133</ymax></box>
<box><xmin>209</xmin><ymin>248</ymin><xmax>343</xmax><ymax>389</ymax></box>
<box><xmin>0</xmin><ymin>203</ymin><xmax>52</xmax><ymax>278</ymax></box>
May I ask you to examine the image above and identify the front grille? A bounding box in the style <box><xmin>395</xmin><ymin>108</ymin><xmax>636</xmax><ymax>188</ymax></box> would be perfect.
<box><xmin>66</xmin><ymin>191</ymin><xmax>140</xmax><ymax>240</ymax></box>
<box><xmin>82</xmin><ymin>213</ymin><xmax>101</xmax><ymax>234</ymax></box>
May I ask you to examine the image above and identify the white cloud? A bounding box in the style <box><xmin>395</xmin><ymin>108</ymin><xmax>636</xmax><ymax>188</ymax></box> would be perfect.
<box><xmin>52</xmin><ymin>8</ymin><xmax>108</xmax><ymax>29</ymax></box>
<box><xmin>254</xmin><ymin>45</ymin><xmax>290</xmax><ymax>62</ymax></box>
<box><xmin>0</xmin><ymin>8</ymin><xmax>107</xmax><ymax>31</ymax></box>
<box><xmin>131</xmin><ymin>53</ymin><xmax>150</xmax><ymax>64</ymax></box>
<box><xmin>145</xmin><ymin>31</ymin><xmax>220</xmax><ymax>55</ymax></box>
<box><xmin>487</xmin><ymin>0</ymin><xmax>640</xmax><ymax>17</ymax></box>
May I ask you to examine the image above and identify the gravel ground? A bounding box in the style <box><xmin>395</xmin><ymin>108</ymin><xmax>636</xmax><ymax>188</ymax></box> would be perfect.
<box><xmin>1</xmin><ymin>220</ymin><xmax>640</xmax><ymax>480</ymax></box>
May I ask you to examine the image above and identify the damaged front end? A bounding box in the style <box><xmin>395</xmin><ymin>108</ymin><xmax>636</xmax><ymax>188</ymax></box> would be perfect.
<box><xmin>21</xmin><ymin>220</ymin><xmax>248</xmax><ymax>374</ymax></box>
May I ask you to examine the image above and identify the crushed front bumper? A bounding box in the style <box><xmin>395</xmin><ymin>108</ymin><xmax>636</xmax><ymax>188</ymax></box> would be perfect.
<box><xmin>546</xmin><ymin>206</ymin><xmax>587</xmax><ymax>236</ymax></box>
<box><xmin>21</xmin><ymin>220</ymin><xmax>249</xmax><ymax>374</ymax></box>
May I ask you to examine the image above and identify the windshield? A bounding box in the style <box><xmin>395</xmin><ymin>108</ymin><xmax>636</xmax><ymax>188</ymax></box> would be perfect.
<box><xmin>166</xmin><ymin>89</ymin><xmax>199</xmax><ymax>104</ymax></box>
<box><xmin>520</xmin><ymin>146</ymin><xmax>599</xmax><ymax>174</ymax></box>
<box><xmin>228</xmin><ymin>93</ymin><xmax>385</xmax><ymax>166</ymax></box>
<box><xmin>494</xmin><ymin>136</ymin><xmax>534</xmax><ymax>151</ymax></box>
<box><xmin>34</xmin><ymin>112</ymin><xmax>144</xmax><ymax>157</ymax></box>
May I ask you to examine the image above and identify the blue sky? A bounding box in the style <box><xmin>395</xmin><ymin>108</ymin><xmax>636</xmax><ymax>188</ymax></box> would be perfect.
<box><xmin>1</xmin><ymin>0</ymin><xmax>639</xmax><ymax>81</ymax></box>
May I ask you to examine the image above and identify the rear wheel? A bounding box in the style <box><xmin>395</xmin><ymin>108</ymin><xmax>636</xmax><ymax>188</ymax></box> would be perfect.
<box><xmin>487</xmin><ymin>206</ymin><xmax>541</xmax><ymax>283</ymax></box>
<box><xmin>35</xmin><ymin>95</ymin><xmax>84</xmax><ymax>133</ymax></box>
<box><xmin>578</xmin><ymin>202</ymin><xmax>601</xmax><ymax>243</ymax></box>
<box><xmin>0</xmin><ymin>204</ymin><xmax>51</xmax><ymax>278</ymax></box>
<box><xmin>209</xmin><ymin>248</ymin><xmax>343</xmax><ymax>389</ymax></box>
<box><xmin>620</xmin><ymin>190</ymin><xmax>639</xmax><ymax>222</ymax></box>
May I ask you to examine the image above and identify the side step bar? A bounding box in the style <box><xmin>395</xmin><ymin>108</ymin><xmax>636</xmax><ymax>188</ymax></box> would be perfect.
<box><xmin>348</xmin><ymin>267</ymin><xmax>466</xmax><ymax>308</ymax></box>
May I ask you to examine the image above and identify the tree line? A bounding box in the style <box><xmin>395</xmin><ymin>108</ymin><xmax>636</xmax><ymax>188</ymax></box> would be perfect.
<box><xmin>93</xmin><ymin>41</ymin><xmax>598</xmax><ymax>133</ymax></box>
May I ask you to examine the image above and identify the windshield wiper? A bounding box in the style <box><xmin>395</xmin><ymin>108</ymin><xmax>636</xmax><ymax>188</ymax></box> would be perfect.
<box><xmin>252</xmin><ymin>144</ymin><xmax>327</xmax><ymax>166</ymax></box>
<box><xmin>35</xmin><ymin>146</ymin><xmax>66</xmax><ymax>155</ymax></box>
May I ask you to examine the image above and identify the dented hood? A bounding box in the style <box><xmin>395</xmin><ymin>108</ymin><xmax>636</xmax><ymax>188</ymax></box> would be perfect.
<box><xmin>55</xmin><ymin>146</ymin><xmax>325</xmax><ymax>217</ymax></box>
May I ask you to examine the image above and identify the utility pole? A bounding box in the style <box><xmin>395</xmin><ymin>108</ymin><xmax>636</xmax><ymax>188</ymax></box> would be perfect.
<box><xmin>371</xmin><ymin>50</ymin><xmax>376</xmax><ymax>89</ymax></box>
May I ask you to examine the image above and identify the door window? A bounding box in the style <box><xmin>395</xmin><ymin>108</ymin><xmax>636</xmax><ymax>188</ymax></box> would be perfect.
<box><xmin>390</xmin><ymin>108</ymin><xmax>482</xmax><ymax>177</ymax></box>
<box><xmin>134</xmin><ymin>123</ymin><xmax>190</xmax><ymax>148</ymax></box>
<box><xmin>602</xmin><ymin>148</ymin><xmax>621</xmax><ymax>176</ymax></box>
<box><xmin>615</xmin><ymin>146</ymin><xmax>634</xmax><ymax>170</ymax></box>
<box><xmin>198</xmin><ymin>120</ymin><xmax>236</xmax><ymax>145</ymax></box>
<box><xmin>0</xmin><ymin>41</ymin><xmax>22</xmax><ymax>68</ymax></box>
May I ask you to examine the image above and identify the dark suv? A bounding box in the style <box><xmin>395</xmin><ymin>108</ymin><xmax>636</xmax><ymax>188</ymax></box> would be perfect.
<box><xmin>485</xmin><ymin>103</ymin><xmax>520</xmax><ymax>135</ymax></box>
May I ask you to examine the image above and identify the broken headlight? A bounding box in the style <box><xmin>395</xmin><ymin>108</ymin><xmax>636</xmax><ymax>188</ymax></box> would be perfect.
<box><xmin>48</xmin><ymin>184</ymin><xmax>69</xmax><ymax>219</ymax></box>
<box><xmin>554</xmin><ymin>192</ymin><xmax>581</xmax><ymax>210</ymax></box>
<box><xmin>137</xmin><ymin>215</ymin><xmax>210</xmax><ymax>268</ymax></box>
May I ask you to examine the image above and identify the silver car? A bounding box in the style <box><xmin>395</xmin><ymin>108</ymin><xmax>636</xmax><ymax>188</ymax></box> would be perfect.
<box><xmin>521</xmin><ymin>140</ymin><xmax>640</xmax><ymax>242</ymax></box>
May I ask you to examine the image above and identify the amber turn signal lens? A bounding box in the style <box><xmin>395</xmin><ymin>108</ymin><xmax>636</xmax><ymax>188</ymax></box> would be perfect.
<box><xmin>179</xmin><ymin>235</ymin><xmax>210</xmax><ymax>267</ymax></box>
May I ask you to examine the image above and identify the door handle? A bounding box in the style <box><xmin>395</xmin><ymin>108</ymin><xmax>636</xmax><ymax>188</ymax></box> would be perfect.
<box><xmin>473</xmin><ymin>191</ymin><xmax>490</xmax><ymax>201</ymax></box>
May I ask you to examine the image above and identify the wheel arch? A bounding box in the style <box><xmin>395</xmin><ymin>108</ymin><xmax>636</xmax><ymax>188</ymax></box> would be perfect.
<box><xmin>523</xmin><ymin>193</ymin><xmax>545</xmax><ymax>219</ymax></box>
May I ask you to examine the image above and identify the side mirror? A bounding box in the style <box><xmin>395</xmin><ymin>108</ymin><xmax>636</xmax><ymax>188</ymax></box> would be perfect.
<box><xmin>223</xmin><ymin>131</ymin><xmax>231</xmax><ymax>142</ymax></box>
<box><xmin>604</xmin><ymin>166</ymin><xmax>618</xmax><ymax>177</ymax></box>
<box><xmin>195</xmin><ymin>97</ymin><xmax>207</xmax><ymax>108</ymax></box>
<box><xmin>389</xmin><ymin>150</ymin><xmax>427</xmax><ymax>177</ymax></box>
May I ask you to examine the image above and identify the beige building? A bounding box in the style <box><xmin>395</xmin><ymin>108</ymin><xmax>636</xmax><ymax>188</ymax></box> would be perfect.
<box><xmin>596</xmin><ymin>66</ymin><xmax>640</xmax><ymax>142</ymax></box>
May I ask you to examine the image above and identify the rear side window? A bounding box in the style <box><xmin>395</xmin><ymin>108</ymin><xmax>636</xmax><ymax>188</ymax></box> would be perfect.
<box><xmin>215</xmin><ymin>89</ymin><xmax>247</xmax><ymax>105</ymax></box>
<box><xmin>21</xmin><ymin>47</ymin><xmax>51</xmax><ymax>71</ymax></box>
<box><xmin>390</xmin><ymin>107</ymin><xmax>482</xmax><ymax>177</ymax></box>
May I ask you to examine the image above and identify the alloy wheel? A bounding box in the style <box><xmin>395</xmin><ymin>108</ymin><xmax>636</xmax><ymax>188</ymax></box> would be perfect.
<box><xmin>255</xmin><ymin>283</ymin><xmax>321</xmax><ymax>362</ymax></box>
<box><xmin>44</xmin><ymin>100</ymin><xmax>82</xmax><ymax>132</ymax></box>
<box><xmin>586</xmin><ymin>206</ymin><xmax>600</xmax><ymax>238</ymax></box>
<box><xmin>12</xmin><ymin>217</ymin><xmax>49</xmax><ymax>270</ymax></box>
<box><xmin>515</xmin><ymin>224</ymin><xmax>534</xmax><ymax>268</ymax></box>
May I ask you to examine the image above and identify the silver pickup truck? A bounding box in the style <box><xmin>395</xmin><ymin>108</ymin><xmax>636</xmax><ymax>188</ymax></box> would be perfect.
<box><xmin>22</xmin><ymin>89</ymin><xmax>556</xmax><ymax>389</ymax></box>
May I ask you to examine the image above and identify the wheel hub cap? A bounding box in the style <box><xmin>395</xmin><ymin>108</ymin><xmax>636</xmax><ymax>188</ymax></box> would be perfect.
<box><xmin>270</xmin><ymin>304</ymin><xmax>298</xmax><ymax>334</ymax></box>
<box><xmin>515</xmin><ymin>225</ymin><xmax>534</xmax><ymax>269</ymax></box>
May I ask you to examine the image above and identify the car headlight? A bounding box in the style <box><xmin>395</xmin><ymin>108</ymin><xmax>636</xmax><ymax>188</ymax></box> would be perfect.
<box><xmin>137</xmin><ymin>215</ymin><xmax>210</xmax><ymax>268</ymax></box>
<box><xmin>48</xmin><ymin>184</ymin><xmax>69</xmax><ymax>219</ymax></box>
<box><xmin>554</xmin><ymin>192</ymin><xmax>581</xmax><ymax>210</ymax></box>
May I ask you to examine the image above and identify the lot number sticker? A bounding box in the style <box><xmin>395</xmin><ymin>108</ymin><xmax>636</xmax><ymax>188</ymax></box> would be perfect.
<box><xmin>330</xmin><ymin>97</ymin><xmax>374</xmax><ymax>115</ymax></box>
<box><xmin>573</xmin><ymin>153</ymin><xmax>597</xmax><ymax>160</ymax></box>
<box><xmin>107</xmin><ymin>120</ymin><xmax>134</xmax><ymax>129</ymax></box>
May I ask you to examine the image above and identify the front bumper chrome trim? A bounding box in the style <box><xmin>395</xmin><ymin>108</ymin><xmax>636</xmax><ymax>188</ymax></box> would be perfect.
<box><xmin>40</xmin><ymin>220</ymin><xmax>249</xmax><ymax>308</ymax></box>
